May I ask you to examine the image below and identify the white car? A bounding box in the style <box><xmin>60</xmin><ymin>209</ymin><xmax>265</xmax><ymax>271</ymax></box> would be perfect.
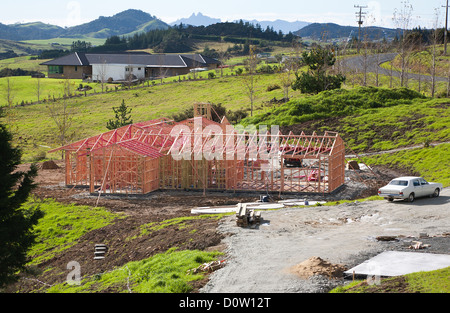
<box><xmin>378</xmin><ymin>177</ymin><xmax>443</xmax><ymax>202</ymax></box>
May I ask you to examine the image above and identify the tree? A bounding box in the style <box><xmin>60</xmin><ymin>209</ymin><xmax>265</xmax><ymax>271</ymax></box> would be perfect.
<box><xmin>393</xmin><ymin>0</ymin><xmax>414</xmax><ymax>87</ymax></box>
<box><xmin>46</xmin><ymin>79</ymin><xmax>76</xmax><ymax>158</ymax></box>
<box><xmin>0</xmin><ymin>111</ymin><xmax>43</xmax><ymax>288</ymax></box>
<box><xmin>242</xmin><ymin>45</ymin><xmax>259</xmax><ymax>116</ymax></box>
<box><xmin>292</xmin><ymin>46</ymin><xmax>346</xmax><ymax>94</ymax></box>
<box><xmin>431</xmin><ymin>8</ymin><xmax>440</xmax><ymax>97</ymax></box>
<box><xmin>106</xmin><ymin>100</ymin><xmax>133</xmax><ymax>130</ymax></box>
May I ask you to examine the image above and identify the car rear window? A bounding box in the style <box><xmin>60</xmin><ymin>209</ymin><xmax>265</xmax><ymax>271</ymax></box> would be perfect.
<box><xmin>389</xmin><ymin>180</ymin><xmax>408</xmax><ymax>186</ymax></box>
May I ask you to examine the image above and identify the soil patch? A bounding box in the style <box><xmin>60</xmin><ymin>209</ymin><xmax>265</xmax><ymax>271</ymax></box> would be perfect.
<box><xmin>345</xmin><ymin>276</ymin><xmax>412</xmax><ymax>293</ymax></box>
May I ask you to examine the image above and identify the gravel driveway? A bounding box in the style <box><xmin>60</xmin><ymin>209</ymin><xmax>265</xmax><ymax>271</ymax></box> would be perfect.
<box><xmin>201</xmin><ymin>188</ymin><xmax>450</xmax><ymax>293</ymax></box>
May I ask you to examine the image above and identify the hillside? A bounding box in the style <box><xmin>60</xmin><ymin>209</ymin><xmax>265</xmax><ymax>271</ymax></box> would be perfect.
<box><xmin>170</xmin><ymin>12</ymin><xmax>310</xmax><ymax>34</ymax></box>
<box><xmin>0</xmin><ymin>22</ymin><xmax>64</xmax><ymax>41</ymax></box>
<box><xmin>63</xmin><ymin>9</ymin><xmax>169</xmax><ymax>38</ymax></box>
<box><xmin>0</xmin><ymin>9</ymin><xmax>169</xmax><ymax>41</ymax></box>
<box><xmin>295</xmin><ymin>22</ymin><xmax>398</xmax><ymax>40</ymax></box>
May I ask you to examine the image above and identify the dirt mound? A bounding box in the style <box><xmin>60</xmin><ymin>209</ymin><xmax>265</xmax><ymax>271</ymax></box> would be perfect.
<box><xmin>41</xmin><ymin>160</ymin><xmax>60</xmax><ymax>170</ymax></box>
<box><xmin>290</xmin><ymin>257</ymin><xmax>347</xmax><ymax>279</ymax></box>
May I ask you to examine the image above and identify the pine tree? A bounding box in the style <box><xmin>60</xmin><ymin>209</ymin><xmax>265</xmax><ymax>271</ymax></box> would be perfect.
<box><xmin>0</xmin><ymin>115</ymin><xmax>43</xmax><ymax>288</ymax></box>
<box><xmin>292</xmin><ymin>46</ymin><xmax>346</xmax><ymax>94</ymax></box>
<box><xmin>106</xmin><ymin>100</ymin><xmax>133</xmax><ymax>130</ymax></box>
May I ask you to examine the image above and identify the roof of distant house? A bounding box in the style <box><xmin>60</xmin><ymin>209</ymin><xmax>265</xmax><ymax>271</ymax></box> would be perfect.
<box><xmin>41</xmin><ymin>52</ymin><xmax>220</xmax><ymax>68</ymax></box>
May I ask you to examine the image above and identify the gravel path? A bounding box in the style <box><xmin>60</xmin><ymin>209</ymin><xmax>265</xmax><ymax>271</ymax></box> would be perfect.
<box><xmin>201</xmin><ymin>188</ymin><xmax>450</xmax><ymax>293</ymax></box>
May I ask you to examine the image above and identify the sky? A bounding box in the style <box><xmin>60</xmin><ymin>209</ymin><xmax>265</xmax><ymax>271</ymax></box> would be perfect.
<box><xmin>0</xmin><ymin>0</ymin><xmax>447</xmax><ymax>29</ymax></box>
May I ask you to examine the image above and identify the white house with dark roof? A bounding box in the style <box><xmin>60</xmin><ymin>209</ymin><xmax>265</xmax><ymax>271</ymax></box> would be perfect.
<box><xmin>41</xmin><ymin>52</ymin><xmax>220</xmax><ymax>81</ymax></box>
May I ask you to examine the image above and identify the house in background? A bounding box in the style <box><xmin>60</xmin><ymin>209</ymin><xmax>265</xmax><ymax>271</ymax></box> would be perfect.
<box><xmin>41</xmin><ymin>52</ymin><xmax>220</xmax><ymax>82</ymax></box>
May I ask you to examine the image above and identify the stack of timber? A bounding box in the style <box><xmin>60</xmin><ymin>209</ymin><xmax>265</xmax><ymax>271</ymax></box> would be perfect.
<box><xmin>236</xmin><ymin>203</ymin><xmax>262</xmax><ymax>228</ymax></box>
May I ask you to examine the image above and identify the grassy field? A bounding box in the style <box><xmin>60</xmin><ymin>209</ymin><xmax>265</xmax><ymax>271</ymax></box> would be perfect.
<box><xmin>0</xmin><ymin>56</ymin><xmax>49</xmax><ymax>72</ymax></box>
<box><xmin>0</xmin><ymin>76</ymin><xmax>107</xmax><ymax>106</ymax></box>
<box><xmin>23</xmin><ymin>37</ymin><xmax>106</xmax><ymax>48</ymax></box>
<box><xmin>0</xmin><ymin>39</ymin><xmax>55</xmax><ymax>55</ymax></box>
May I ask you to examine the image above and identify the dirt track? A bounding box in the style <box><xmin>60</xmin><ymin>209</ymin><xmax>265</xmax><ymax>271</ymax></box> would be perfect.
<box><xmin>201</xmin><ymin>189</ymin><xmax>450</xmax><ymax>293</ymax></box>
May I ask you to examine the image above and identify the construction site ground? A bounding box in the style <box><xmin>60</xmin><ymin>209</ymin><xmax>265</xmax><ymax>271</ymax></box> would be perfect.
<box><xmin>11</xmin><ymin>160</ymin><xmax>450</xmax><ymax>293</ymax></box>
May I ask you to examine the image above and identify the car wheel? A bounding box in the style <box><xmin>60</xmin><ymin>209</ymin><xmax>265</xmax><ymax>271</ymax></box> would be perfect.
<box><xmin>433</xmin><ymin>189</ymin><xmax>440</xmax><ymax>198</ymax></box>
<box><xmin>387</xmin><ymin>198</ymin><xmax>394</xmax><ymax>202</ymax></box>
<box><xmin>408</xmin><ymin>193</ymin><xmax>415</xmax><ymax>203</ymax></box>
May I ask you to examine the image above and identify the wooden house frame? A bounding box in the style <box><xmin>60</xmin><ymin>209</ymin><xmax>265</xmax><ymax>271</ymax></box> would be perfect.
<box><xmin>50</xmin><ymin>105</ymin><xmax>346</xmax><ymax>195</ymax></box>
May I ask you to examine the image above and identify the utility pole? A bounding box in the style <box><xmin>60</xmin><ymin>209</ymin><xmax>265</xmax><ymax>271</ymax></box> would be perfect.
<box><xmin>355</xmin><ymin>5</ymin><xmax>368</xmax><ymax>53</ymax></box>
<box><xmin>443</xmin><ymin>0</ymin><xmax>449</xmax><ymax>55</ymax></box>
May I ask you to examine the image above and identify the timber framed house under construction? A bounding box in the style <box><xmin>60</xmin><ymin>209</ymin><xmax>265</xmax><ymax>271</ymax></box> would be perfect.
<box><xmin>50</xmin><ymin>103</ymin><xmax>346</xmax><ymax>195</ymax></box>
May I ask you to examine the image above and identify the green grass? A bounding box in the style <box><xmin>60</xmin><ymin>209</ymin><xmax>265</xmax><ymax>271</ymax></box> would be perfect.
<box><xmin>0</xmin><ymin>56</ymin><xmax>49</xmax><ymax>72</ymax></box>
<box><xmin>338</xmin><ymin>99</ymin><xmax>450</xmax><ymax>152</ymax></box>
<box><xmin>23</xmin><ymin>37</ymin><xmax>106</xmax><ymax>47</ymax></box>
<box><xmin>331</xmin><ymin>266</ymin><xmax>450</xmax><ymax>293</ymax></box>
<box><xmin>26</xmin><ymin>198</ymin><xmax>123</xmax><ymax>265</ymax></box>
<box><xmin>46</xmin><ymin>248</ymin><xmax>223</xmax><ymax>293</ymax></box>
<box><xmin>240</xmin><ymin>86</ymin><xmax>428</xmax><ymax>127</ymax></box>
<box><xmin>0</xmin><ymin>76</ymin><xmax>115</xmax><ymax>106</ymax></box>
<box><xmin>363</xmin><ymin>143</ymin><xmax>450</xmax><ymax>187</ymax></box>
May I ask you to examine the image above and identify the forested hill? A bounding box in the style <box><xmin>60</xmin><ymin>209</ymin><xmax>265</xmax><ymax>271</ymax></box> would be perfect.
<box><xmin>175</xmin><ymin>20</ymin><xmax>296</xmax><ymax>41</ymax></box>
<box><xmin>0</xmin><ymin>9</ymin><xmax>169</xmax><ymax>41</ymax></box>
<box><xmin>95</xmin><ymin>21</ymin><xmax>298</xmax><ymax>53</ymax></box>
<box><xmin>295</xmin><ymin>23</ymin><xmax>399</xmax><ymax>40</ymax></box>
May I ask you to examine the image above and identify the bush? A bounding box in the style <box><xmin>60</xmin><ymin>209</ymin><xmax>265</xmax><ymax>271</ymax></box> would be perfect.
<box><xmin>267</xmin><ymin>84</ymin><xmax>281</xmax><ymax>92</ymax></box>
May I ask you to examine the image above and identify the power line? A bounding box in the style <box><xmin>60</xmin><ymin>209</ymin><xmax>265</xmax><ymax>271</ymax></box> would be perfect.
<box><xmin>443</xmin><ymin>0</ymin><xmax>449</xmax><ymax>55</ymax></box>
<box><xmin>355</xmin><ymin>4</ymin><xmax>368</xmax><ymax>53</ymax></box>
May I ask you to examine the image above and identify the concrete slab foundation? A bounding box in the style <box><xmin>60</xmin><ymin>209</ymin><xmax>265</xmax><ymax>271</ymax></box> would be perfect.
<box><xmin>345</xmin><ymin>251</ymin><xmax>450</xmax><ymax>277</ymax></box>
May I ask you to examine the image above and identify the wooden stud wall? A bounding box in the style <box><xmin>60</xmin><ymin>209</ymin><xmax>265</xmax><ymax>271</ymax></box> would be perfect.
<box><xmin>56</xmin><ymin>115</ymin><xmax>346</xmax><ymax>195</ymax></box>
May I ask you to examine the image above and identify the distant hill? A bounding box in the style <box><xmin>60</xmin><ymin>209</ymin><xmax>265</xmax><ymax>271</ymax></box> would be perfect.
<box><xmin>171</xmin><ymin>12</ymin><xmax>310</xmax><ymax>34</ymax></box>
<box><xmin>171</xmin><ymin>12</ymin><xmax>221</xmax><ymax>27</ymax></box>
<box><xmin>63</xmin><ymin>9</ymin><xmax>169</xmax><ymax>38</ymax></box>
<box><xmin>296</xmin><ymin>23</ymin><xmax>399</xmax><ymax>40</ymax></box>
<box><xmin>0</xmin><ymin>9</ymin><xmax>169</xmax><ymax>41</ymax></box>
<box><xmin>0</xmin><ymin>22</ymin><xmax>64</xmax><ymax>41</ymax></box>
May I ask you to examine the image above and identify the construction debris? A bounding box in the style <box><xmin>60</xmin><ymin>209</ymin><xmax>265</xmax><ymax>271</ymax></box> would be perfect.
<box><xmin>408</xmin><ymin>241</ymin><xmax>431</xmax><ymax>250</ymax></box>
<box><xmin>236</xmin><ymin>203</ymin><xmax>262</xmax><ymax>228</ymax></box>
<box><xmin>188</xmin><ymin>260</ymin><xmax>226</xmax><ymax>274</ymax></box>
<box><xmin>376</xmin><ymin>236</ymin><xmax>398</xmax><ymax>242</ymax></box>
